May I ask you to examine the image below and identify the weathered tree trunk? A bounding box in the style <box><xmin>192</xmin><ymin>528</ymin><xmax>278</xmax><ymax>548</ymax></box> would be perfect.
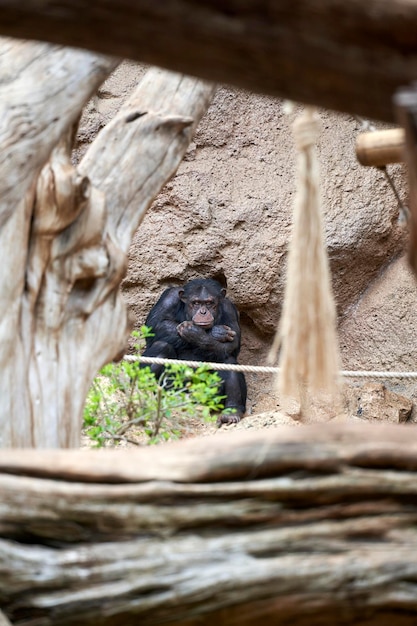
<box><xmin>0</xmin><ymin>41</ymin><xmax>117</xmax><ymax>447</ymax></box>
<box><xmin>0</xmin><ymin>1</ymin><xmax>415</xmax><ymax>122</ymax></box>
<box><xmin>1</xmin><ymin>423</ymin><xmax>417</xmax><ymax>625</ymax></box>
<box><xmin>0</xmin><ymin>39</ymin><xmax>215</xmax><ymax>448</ymax></box>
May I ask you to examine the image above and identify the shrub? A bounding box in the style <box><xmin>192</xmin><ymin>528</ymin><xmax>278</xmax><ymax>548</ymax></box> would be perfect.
<box><xmin>83</xmin><ymin>328</ymin><xmax>230</xmax><ymax>446</ymax></box>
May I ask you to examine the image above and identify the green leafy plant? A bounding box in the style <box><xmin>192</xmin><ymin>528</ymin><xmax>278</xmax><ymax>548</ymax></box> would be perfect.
<box><xmin>83</xmin><ymin>327</ymin><xmax>230</xmax><ymax>446</ymax></box>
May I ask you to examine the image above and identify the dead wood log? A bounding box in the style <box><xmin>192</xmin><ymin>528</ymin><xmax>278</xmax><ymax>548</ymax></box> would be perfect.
<box><xmin>2</xmin><ymin>423</ymin><xmax>417</xmax><ymax>625</ymax></box>
<box><xmin>0</xmin><ymin>1</ymin><xmax>415</xmax><ymax>122</ymax></box>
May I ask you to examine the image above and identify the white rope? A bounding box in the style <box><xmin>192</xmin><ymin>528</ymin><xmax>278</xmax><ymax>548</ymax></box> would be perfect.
<box><xmin>125</xmin><ymin>355</ymin><xmax>417</xmax><ymax>380</ymax></box>
<box><xmin>126</xmin><ymin>355</ymin><xmax>278</xmax><ymax>373</ymax></box>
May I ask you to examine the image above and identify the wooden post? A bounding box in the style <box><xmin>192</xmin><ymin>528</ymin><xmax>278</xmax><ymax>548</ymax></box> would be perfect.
<box><xmin>395</xmin><ymin>87</ymin><xmax>417</xmax><ymax>272</ymax></box>
<box><xmin>355</xmin><ymin>128</ymin><xmax>405</xmax><ymax>166</ymax></box>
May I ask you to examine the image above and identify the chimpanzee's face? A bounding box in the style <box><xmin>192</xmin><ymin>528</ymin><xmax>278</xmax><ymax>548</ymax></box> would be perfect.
<box><xmin>183</xmin><ymin>287</ymin><xmax>219</xmax><ymax>328</ymax></box>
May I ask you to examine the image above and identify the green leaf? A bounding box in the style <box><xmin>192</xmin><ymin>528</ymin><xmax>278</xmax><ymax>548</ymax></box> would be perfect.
<box><xmin>83</xmin><ymin>329</ymin><xmax>228</xmax><ymax>447</ymax></box>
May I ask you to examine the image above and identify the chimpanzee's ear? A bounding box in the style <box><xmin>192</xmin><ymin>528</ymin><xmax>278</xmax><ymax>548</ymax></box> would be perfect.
<box><xmin>178</xmin><ymin>289</ymin><xmax>186</xmax><ymax>303</ymax></box>
<box><xmin>220</xmin><ymin>288</ymin><xmax>226</xmax><ymax>298</ymax></box>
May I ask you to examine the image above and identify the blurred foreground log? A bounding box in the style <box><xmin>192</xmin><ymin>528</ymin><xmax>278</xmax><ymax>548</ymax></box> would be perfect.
<box><xmin>2</xmin><ymin>423</ymin><xmax>417</xmax><ymax>625</ymax></box>
<box><xmin>0</xmin><ymin>1</ymin><xmax>417</xmax><ymax>122</ymax></box>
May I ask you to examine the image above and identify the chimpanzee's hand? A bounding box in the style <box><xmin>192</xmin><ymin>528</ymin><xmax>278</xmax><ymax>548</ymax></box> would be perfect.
<box><xmin>211</xmin><ymin>324</ymin><xmax>236</xmax><ymax>343</ymax></box>
<box><xmin>177</xmin><ymin>321</ymin><xmax>205</xmax><ymax>342</ymax></box>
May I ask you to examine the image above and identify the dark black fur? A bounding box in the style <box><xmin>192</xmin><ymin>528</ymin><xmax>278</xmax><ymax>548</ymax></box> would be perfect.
<box><xmin>142</xmin><ymin>278</ymin><xmax>247</xmax><ymax>423</ymax></box>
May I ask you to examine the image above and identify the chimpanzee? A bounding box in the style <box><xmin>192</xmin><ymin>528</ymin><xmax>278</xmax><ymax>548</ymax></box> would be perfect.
<box><xmin>142</xmin><ymin>278</ymin><xmax>247</xmax><ymax>424</ymax></box>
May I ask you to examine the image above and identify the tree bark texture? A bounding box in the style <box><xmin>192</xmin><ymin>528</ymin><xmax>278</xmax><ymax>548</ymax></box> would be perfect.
<box><xmin>0</xmin><ymin>40</ymin><xmax>117</xmax><ymax>448</ymax></box>
<box><xmin>0</xmin><ymin>40</ymin><xmax>215</xmax><ymax>448</ymax></box>
<box><xmin>2</xmin><ymin>423</ymin><xmax>417</xmax><ymax>625</ymax></box>
<box><xmin>0</xmin><ymin>1</ymin><xmax>415</xmax><ymax>122</ymax></box>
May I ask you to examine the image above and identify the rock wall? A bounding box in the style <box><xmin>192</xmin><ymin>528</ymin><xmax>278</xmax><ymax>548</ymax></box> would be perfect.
<box><xmin>76</xmin><ymin>62</ymin><xmax>417</xmax><ymax>414</ymax></box>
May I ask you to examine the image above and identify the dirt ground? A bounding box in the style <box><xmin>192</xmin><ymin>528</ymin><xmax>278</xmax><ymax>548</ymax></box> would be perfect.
<box><xmin>81</xmin><ymin>365</ymin><xmax>304</xmax><ymax>449</ymax></box>
<box><xmin>81</xmin><ymin>372</ymin><xmax>415</xmax><ymax>449</ymax></box>
<box><xmin>82</xmin><ymin>409</ymin><xmax>301</xmax><ymax>449</ymax></box>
